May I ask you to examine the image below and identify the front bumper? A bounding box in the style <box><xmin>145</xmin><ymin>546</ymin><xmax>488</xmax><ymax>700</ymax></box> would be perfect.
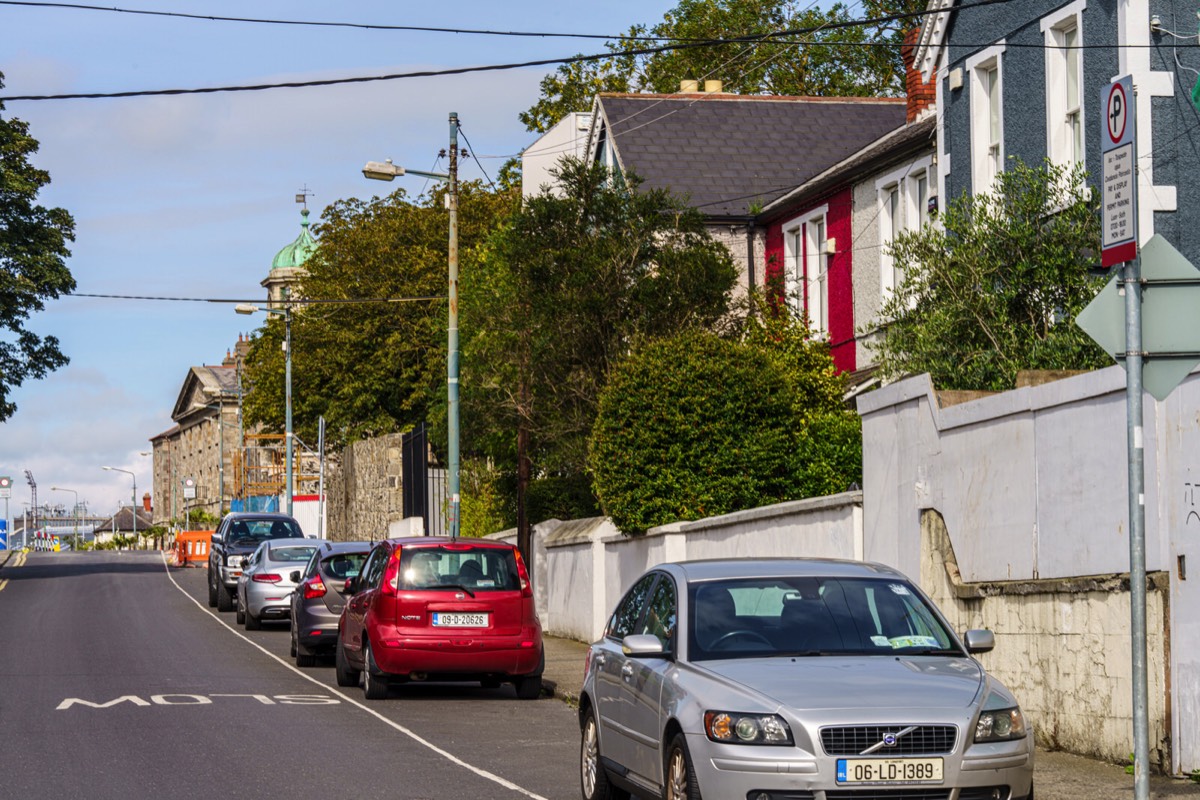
<box><xmin>688</xmin><ymin>731</ymin><xmax>1034</xmax><ymax>800</ymax></box>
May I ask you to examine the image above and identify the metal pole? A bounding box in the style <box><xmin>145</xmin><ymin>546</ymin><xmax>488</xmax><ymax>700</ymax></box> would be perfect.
<box><xmin>1123</xmin><ymin>257</ymin><xmax>1150</xmax><ymax>800</ymax></box>
<box><xmin>317</xmin><ymin>416</ymin><xmax>326</xmax><ymax>540</ymax></box>
<box><xmin>131</xmin><ymin>475</ymin><xmax>137</xmax><ymax>547</ymax></box>
<box><xmin>217</xmin><ymin>399</ymin><xmax>225</xmax><ymax>517</ymax></box>
<box><xmin>447</xmin><ymin>111</ymin><xmax>460</xmax><ymax>540</ymax></box>
<box><xmin>284</xmin><ymin>307</ymin><xmax>294</xmax><ymax>517</ymax></box>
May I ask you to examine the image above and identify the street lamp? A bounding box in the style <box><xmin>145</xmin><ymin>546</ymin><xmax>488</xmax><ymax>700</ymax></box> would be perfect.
<box><xmin>235</xmin><ymin>303</ymin><xmax>293</xmax><ymax>516</ymax></box>
<box><xmin>101</xmin><ymin>466</ymin><xmax>136</xmax><ymax>546</ymax></box>
<box><xmin>362</xmin><ymin>111</ymin><xmax>461</xmax><ymax>539</ymax></box>
<box><xmin>50</xmin><ymin>486</ymin><xmax>79</xmax><ymax>550</ymax></box>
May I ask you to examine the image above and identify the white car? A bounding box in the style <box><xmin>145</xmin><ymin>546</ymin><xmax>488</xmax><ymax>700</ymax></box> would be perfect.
<box><xmin>235</xmin><ymin>539</ymin><xmax>322</xmax><ymax>629</ymax></box>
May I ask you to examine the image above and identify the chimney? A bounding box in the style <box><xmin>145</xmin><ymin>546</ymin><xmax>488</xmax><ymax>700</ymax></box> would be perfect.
<box><xmin>901</xmin><ymin>28</ymin><xmax>936</xmax><ymax>122</ymax></box>
<box><xmin>679</xmin><ymin>79</ymin><xmax>700</xmax><ymax>93</ymax></box>
<box><xmin>703</xmin><ymin>79</ymin><xmax>723</xmax><ymax>93</ymax></box>
<box><xmin>142</xmin><ymin>492</ymin><xmax>152</xmax><ymax>513</ymax></box>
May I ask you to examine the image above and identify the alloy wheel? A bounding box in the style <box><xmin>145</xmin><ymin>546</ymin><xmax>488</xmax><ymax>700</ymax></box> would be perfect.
<box><xmin>581</xmin><ymin>715</ymin><xmax>599</xmax><ymax>798</ymax></box>
<box><xmin>666</xmin><ymin>746</ymin><xmax>688</xmax><ymax>800</ymax></box>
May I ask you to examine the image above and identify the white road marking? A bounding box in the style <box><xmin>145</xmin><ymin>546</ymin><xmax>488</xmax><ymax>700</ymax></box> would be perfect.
<box><xmin>160</xmin><ymin>553</ymin><xmax>549</xmax><ymax>800</ymax></box>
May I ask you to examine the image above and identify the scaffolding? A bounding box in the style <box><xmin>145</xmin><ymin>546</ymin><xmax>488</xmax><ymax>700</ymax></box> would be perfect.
<box><xmin>231</xmin><ymin>432</ymin><xmax>320</xmax><ymax>503</ymax></box>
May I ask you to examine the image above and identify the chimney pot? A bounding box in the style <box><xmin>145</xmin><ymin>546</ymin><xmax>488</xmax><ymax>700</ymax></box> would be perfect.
<box><xmin>703</xmin><ymin>79</ymin><xmax>723</xmax><ymax>93</ymax></box>
<box><xmin>679</xmin><ymin>79</ymin><xmax>700</xmax><ymax>93</ymax></box>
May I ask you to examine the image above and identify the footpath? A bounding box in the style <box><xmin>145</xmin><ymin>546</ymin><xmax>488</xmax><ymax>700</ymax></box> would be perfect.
<box><xmin>540</xmin><ymin>635</ymin><xmax>1199</xmax><ymax>799</ymax></box>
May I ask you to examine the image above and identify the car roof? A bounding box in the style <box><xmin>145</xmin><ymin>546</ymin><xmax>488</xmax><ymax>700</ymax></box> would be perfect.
<box><xmin>382</xmin><ymin>536</ymin><xmax>515</xmax><ymax>550</ymax></box>
<box><xmin>224</xmin><ymin>512</ymin><xmax>298</xmax><ymax>521</ymax></box>
<box><xmin>670</xmin><ymin>558</ymin><xmax>908</xmax><ymax>583</ymax></box>
<box><xmin>318</xmin><ymin>540</ymin><xmax>374</xmax><ymax>554</ymax></box>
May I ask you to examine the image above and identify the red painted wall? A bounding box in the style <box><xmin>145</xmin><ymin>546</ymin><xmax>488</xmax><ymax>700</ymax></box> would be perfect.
<box><xmin>761</xmin><ymin>187</ymin><xmax>856</xmax><ymax>374</ymax></box>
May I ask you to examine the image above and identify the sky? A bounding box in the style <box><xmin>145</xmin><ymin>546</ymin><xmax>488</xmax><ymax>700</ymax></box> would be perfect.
<box><xmin>0</xmin><ymin>0</ymin><xmax>677</xmax><ymax>524</ymax></box>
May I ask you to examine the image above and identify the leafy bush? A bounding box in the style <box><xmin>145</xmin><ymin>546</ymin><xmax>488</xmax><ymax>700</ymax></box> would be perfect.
<box><xmin>589</xmin><ymin>329</ymin><xmax>859</xmax><ymax>535</ymax></box>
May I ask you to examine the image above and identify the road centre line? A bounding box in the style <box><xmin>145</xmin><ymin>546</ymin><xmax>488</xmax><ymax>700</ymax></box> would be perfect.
<box><xmin>160</xmin><ymin>553</ymin><xmax>549</xmax><ymax>800</ymax></box>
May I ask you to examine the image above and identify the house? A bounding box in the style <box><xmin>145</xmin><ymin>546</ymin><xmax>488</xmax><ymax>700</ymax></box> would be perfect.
<box><xmin>521</xmin><ymin>111</ymin><xmax>593</xmax><ymax>200</ymax></box>
<box><xmin>580</xmin><ymin>87</ymin><xmax>908</xmax><ymax>299</ymax></box>
<box><xmin>93</xmin><ymin>504</ymin><xmax>155</xmax><ymax>547</ymax></box>
<box><xmin>755</xmin><ymin>30</ymin><xmax>939</xmax><ymax>376</ymax></box>
<box><xmin>913</xmin><ymin>0</ymin><xmax>1199</xmax><ymax>262</ymax></box>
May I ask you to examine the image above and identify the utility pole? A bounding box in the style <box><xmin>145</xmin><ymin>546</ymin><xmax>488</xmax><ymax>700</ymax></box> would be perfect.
<box><xmin>447</xmin><ymin>111</ymin><xmax>461</xmax><ymax>540</ymax></box>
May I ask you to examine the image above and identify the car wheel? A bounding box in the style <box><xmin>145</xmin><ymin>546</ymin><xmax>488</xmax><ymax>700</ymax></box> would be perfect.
<box><xmin>207</xmin><ymin>569</ymin><xmax>217</xmax><ymax>608</ymax></box>
<box><xmin>335</xmin><ymin>636</ymin><xmax>360</xmax><ymax>687</ymax></box>
<box><xmin>665</xmin><ymin>733</ymin><xmax>702</xmax><ymax>800</ymax></box>
<box><xmin>289</xmin><ymin>627</ymin><xmax>297</xmax><ymax>657</ymax></box>
<box><xmin>235</xmin><ymin>602</ymin><xmax>245</xmax><ymax>625</ymax></box>
<box><xmin>514</xmin><ymin>674</ymin><xmax>542</xmax><ymax>700</ymax></box>
<box><xmin>216</xmin><ymin>578</ymin><xmax>234</xmax><ymax>612</ymax></box>
<box><xmin>580</xmin><ymin>707</ymin><xmax>629</xmax><ymax>800</ymax></box>
<box><xmin>245</xmin><ymin>608</ymin><xmax>261</xmax><ymax>631</ymax></box>
<box><xmin>362</xmin><ymin>642</ymin><xmax>389</xmax><ymax>700</ymax></box>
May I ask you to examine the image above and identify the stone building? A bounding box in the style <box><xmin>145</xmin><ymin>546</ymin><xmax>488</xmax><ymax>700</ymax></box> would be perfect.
<box><xmin>263</xmin><ymin>207</ymin><xmax>315</xmax><ymax>307</ymax></box>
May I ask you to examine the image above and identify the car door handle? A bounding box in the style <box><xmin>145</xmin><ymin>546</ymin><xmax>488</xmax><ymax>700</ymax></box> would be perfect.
<box><xmin>621</xmin><ymin>663</ymin><xmax>634</xmax><ymax>681</ymax></box>
<box><xmin>594</xmin><ymin>654</ymin><xmax>606</xmax><ymax>668</ymax></box>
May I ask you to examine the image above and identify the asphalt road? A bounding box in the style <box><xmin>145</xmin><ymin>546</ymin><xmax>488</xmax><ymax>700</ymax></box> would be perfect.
<box><xmin>0</xmin><ymin>551</ymin><xmax>581</xmax><ymax>800</ymax></box>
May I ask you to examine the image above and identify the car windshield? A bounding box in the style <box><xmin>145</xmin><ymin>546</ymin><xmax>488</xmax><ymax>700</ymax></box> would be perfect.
<box><xmin>398</xmin><ymin>546</ymin><xmax>520</xmax><ymax>592</ymax></box>
<box><xmin>687</xmin><ymin>576</ymin><xmax>962</xmax><ymax>662</ymax></box>
<box><xmin>270</xmin><ymin>545</ymin><xmax>317</xmax><ymax>562</ymax></box>
<box><xmin>226</xmin><ymin>518</ymin><xmax>301</xmax><ymax>543</ymax></box>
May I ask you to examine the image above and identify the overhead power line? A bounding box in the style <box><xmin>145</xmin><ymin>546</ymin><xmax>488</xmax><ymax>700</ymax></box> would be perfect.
<box><xmin>0</xmin><ymin>0</ymin><xmax>1014</xmax><ymax>102</ymax></box>
<box><xmin>68</xmin><ymin>293</ymin><xmax>446</xmax><ymax>304</ymax></box>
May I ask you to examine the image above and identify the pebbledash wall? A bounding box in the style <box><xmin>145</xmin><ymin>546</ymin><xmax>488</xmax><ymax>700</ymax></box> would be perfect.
<box><xmin>858</xmin><ymin>367</ymin><xmax>1200</xmax><ymax>775</ymax></box>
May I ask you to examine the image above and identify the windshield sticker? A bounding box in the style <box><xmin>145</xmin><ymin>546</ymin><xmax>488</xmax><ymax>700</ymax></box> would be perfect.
<box><xmin>477</xmin><ymin>579</ymin><xmax>495</xmax><ymax>587</ymax></box>
<box><xmin>870</xmin><ymin>635</ymin><xmax>891</xmax><ymax>647</ymax></box>
<box><xmin>889</xmin><ymin>584</ymin><xmax>911</xmax><ymax>596</ymax></box>
<box><xmin>889</xmin><ymin>636</ymin><xmax>940</xmax><ymax>649</ymax></box>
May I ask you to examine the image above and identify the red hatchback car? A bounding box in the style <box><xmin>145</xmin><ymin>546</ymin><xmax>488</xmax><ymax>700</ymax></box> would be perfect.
<box><xmin>335</xmin><ymin>537</ymin><xmax>544</xmax><ymax>700</ymax></box>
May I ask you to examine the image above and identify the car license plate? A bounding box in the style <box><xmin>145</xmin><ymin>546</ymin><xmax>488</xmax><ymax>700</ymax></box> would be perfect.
<box><xmin>432</xmin><ymin>612</ymin><xmax>488</xmax><ymax>628</ymax></box>
<box><xmin>836</xmin><ymin>757</ymin><xmax>943</xmax><ymax>784</ymax></box>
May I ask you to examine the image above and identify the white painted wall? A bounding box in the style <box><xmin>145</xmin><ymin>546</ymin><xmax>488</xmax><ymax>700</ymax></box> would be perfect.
<box><xmin>521</xmin><ymin>112</ymin><xmax>593</xmax><ymax>199</ymax></box>
<box><xmin>858</xmin><ymin>367</ymin><xmax>1199</xmax><ymax>773</ymax></box>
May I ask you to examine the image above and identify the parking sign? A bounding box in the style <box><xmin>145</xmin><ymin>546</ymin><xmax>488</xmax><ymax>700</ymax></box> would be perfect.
<box><xmin>1100</xmin><ymin>76</ymin><xmax>1137</xmax><ymax>267</ymax></box>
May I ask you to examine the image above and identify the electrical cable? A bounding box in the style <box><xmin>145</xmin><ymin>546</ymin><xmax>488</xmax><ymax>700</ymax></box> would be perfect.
<box><xmin>456</xmin><ymin>126</ymin><xmax>496</xmax><ymax>190</ymax></box>
<box><xmin>0</xmin><ymin>0</ymin><xmax>1016</xmax><ymax>101</ymax></box>
<box><xmin>66</xmin><ymin>293</ymin><xmax>446</xmax><ymax>304</ymax></box>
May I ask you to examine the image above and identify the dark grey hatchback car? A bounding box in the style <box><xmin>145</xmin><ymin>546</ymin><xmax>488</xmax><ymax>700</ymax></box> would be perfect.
<box><xmin>289</xmin><ymin>540</ymin><xmax>373</xmax><ymax>667</ymax></box>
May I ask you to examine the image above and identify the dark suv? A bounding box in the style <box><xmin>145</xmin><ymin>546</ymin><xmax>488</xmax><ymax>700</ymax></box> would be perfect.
<box><xmin>207</xmin><ymin>512</ymin><xmax>305</xmax><ymax>612</ymax></box>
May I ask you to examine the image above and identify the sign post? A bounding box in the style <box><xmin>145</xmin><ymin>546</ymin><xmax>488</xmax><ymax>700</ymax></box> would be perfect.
<box><xmin>0</xmin><ymin>477</ymin><xmax>10</xmax><ymax>552</ymax></box>
<box><xmin>1101</xmin><ymin>76</ymin><xmax>1137</xmax><ymax>268</ymax></box>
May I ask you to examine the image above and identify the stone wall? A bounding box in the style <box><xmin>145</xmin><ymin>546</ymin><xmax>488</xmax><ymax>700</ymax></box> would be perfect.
<box><xmin>324</xmin><ymin>432</ymin><xmax>406</xmax><ymax>540</ymax></box>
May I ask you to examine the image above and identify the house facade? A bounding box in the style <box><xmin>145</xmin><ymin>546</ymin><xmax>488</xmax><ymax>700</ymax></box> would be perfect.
<box><xmin>915</xmin><ymin>0</ymin><xmax>1199</xmax><ymax>262</ymax></box>
<box><xmin>583</xmin><ymin>89</ymin><xmax>908</xmax><ymax>300</ymax></box>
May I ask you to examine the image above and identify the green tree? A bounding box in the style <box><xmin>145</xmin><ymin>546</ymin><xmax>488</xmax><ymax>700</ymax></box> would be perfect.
<box><xmin>589</xmin><ymin>325</ymin><xmax>859</xmax><ymax>535</ymax></box>
<box><xmin>0</xmin><ymin>72</ymin><xmax>76</xmax><ymax>420</ymax></box>
<box><xmin>460</xmin><ymin>158</ymin><xmax>738</xmax><ymax>553</ymax></box>
<box><xmin>242</xmin><ymin>182</ymin><xmax>518</xmax><ymax>450</ymax></box>
<box><xmin>521</xmin><ymin>0</ymin><xmax>921</xmax><ymax>133</ymax></box>
<box><xmin>873</xmin><ymin>159</ymin><xmax>1110</xmax><ymax>391</ymax></box>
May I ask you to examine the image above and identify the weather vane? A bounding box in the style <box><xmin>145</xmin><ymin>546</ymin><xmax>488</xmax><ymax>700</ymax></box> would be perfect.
<box><xmin>295</xmin><ymin>185</ymin><xmax>315</xmax><ymax>210</ymax></box>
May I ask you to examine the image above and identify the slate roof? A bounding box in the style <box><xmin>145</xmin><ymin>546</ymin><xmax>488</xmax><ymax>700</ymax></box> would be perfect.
<box><xmin>97</xmin><ymin>506</ymin><xmax>155</xmax><ymax>533</ymax></box>
<box><xmin>760</xmin><ymin>116</ymin><xmax>937</xmax><ymax>220</ymax></box>
<box><xmin>594</xmin><ymin>93</ymin><xmax>906</xmax><ymax>219</ymax></box>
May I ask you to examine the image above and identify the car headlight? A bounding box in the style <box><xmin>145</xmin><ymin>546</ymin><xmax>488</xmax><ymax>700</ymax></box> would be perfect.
<box><xmin>974</xmin><ymin>706</ymin><xmax>1027</xmax><ymax>742</ymax></box>
<box><xmin>704</xmin><ymin>711</ymin><xmax>793</xmax><ymax>745</ymax></box>
<box><xmin>226</xmin><ymin>555</ymin><xmax>243</xmax><ymax>567</ymax></box>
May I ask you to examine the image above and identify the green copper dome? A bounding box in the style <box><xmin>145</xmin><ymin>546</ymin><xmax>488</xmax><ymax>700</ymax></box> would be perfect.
<box><xmin>271</xmin><ymin>208</ymin><xmax>317</xmax><ymax>269</ymax></box>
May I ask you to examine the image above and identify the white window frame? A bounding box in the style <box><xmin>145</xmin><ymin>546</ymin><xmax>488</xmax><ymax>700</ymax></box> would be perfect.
<box><xmin>1043</xmin><ymin>1</ymin><xmax>1087</xmax><ymax>169</ymax></box>
<box><xmin>781</xmin><ymin>204</ymin><xmax>829</xmax><ymax>335</ymax></box>
<box><xmin>968</xmin><ymin>42</ymin><xmax>1006</xmax><ymax>195</ymax></box>
<box><xmin>876</xmin><ymin>155</ymin><xmax>934</xmax><ymax>299</ymax></box>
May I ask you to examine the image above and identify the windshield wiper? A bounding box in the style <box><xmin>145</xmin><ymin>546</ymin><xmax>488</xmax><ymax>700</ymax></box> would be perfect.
<box><xmin>907</xmin><ymin>648</ymin><xmax>965</xmax><ymax>656</ymax></box>
<box><xmin>429</xmin><ymin>583</ymin><xmax>476</xmax><ymax>598</ymax></box>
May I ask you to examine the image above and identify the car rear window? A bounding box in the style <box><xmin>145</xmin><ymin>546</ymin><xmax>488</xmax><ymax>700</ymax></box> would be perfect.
<box><xmin>320</xmin><ymin>552</ymin><xmax>368</xmax><ymax>580</ymax></box>
<box><xmin>398</xmin><ymin>546</ymin><xmax>520</xmax><ymax>592</ymax></box>
<box><xmin>272</xmin><ymin>545</ymin><xmax>318</xmax><ymax>563</ymax></box>
<box><xmin>226</xmin><ymin>518</ymin><xmax>302</xmax><ymax>543</ymax></box>
<box><xmin>688</xmin><ymin>576</ymin><xmax>961</xmax><ymax>661</ymax></box>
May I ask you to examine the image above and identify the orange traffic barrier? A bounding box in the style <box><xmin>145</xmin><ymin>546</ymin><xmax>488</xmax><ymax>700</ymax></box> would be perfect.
<box><xmin>174</xmin><ymin>530</ymin><xmax>214</xmax><ymax>567</ymax></box>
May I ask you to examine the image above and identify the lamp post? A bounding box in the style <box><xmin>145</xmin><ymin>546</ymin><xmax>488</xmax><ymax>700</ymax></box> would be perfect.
<box><xmin>362</xmin><ymin>111</ymin><xmax>460</xmax><ymax>538</ymax></box>
<box><xmin>235</xmin><ymin>303</ymin><xmax>293</xmax><ymax>516</ymax></box>
<box><xmin>101</xmin><ymin>466</ymin><xmax>136</xmax><ymax>546</ymax></box>
<box><xmin>50</xmin><ymin>486</ymin><xmax>79</xmax><ymax>550</ymax></box>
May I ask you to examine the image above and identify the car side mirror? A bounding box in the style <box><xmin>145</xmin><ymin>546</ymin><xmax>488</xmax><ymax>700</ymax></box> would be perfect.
<box><xmin>211</xmin><ymin>532</ymin><xmax>223</xmax><ymax>544</ymax></box>
<box><xmin>240</xmin><ymin>556</ymin><xmax>249</xmax><ymax>569</ymax></box>
<box><xmin>622</xmin><ymin>633</ymin><xmax>666</xmax><ymax>658</ymax></box>
<box><xmin>289</xmin><ymin>570</ymin><xmax>301</xmax><ymax>583</ymax></box>
<box><xmin>344</xmin><ymin>577</ymin><xmax>357</xmax><ymax>595</ymax></box>
<box><xmin>964</xmin><ymin>629</ymin><xmax>995</xmax><ymax>654</ymax></box>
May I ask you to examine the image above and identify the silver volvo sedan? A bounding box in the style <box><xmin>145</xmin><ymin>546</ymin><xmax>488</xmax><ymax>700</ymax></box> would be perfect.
<box><xmin>579</xmin><ymin>558</ymin><xmax>1033</xmax><ymax>800</ymax></box>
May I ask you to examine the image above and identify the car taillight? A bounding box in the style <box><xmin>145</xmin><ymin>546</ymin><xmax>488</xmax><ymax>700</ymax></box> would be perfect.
<box><xmin>381</xmin><ymin>546</ymin><xmax>402</xmax><ymax>597</ymax></box>
<box><xmin>514</xmin><ymin>549</ymin><xmax>533</xmax><ymax>598</ymax></box>
<box><xmin>303</xmin><ymin>577</ymin><xmax>327</xmax><ymax>599</ymax></box>
<box><xmin>252</xmin><ymin>573</ymin><xmax>282</xmax><ymax>583</ymax></box>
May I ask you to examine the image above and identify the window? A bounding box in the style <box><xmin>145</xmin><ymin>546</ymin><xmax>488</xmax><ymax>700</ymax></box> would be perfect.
<box><xmin>397</xmin><ymin>544</ymin><xmax>520</xmax><ymax>591</ymax></box>
<box><xmin>637</xmin><ymin>576</ymin><xmax>677</xmax><ymax>652</ymax></box>
<box><xmin>1044</xmin><ymin>3</ymin><xmax>1085</xmax><ymax>167</ymax></box>
<box><xmin>781</xmin><ymin>204</ymin><xmax>829</xmax><ymax>335</ymax></box>
<box><xmin>968</xmin><ymin>43</ymin><xmax>1005</xmax><ymax>194</ymax></box>
<box><xmin>877</xmin><ymin>156</ymin><xmax>934</xmax><ymax>299</ymax></box>
<box><xmin>607</xmin><ymin>573</ymin><xmax>657</xmax><ymax>640</ymax></box>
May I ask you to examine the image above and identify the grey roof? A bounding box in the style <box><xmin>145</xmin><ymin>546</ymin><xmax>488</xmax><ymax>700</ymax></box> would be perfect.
<box><xmin>97</xmin><ymin>506</ymin><xmax>155</xmax><ymax>533</ymax></box>
<box><xmin>760</xmin><ymin>116</ymin><xmax>937</xmax><ymax>219</ymax></box>
<box><xmin>595</xmin><ymin>94</ymin><xmax>906</xmax><ymax>219</ymax></box>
